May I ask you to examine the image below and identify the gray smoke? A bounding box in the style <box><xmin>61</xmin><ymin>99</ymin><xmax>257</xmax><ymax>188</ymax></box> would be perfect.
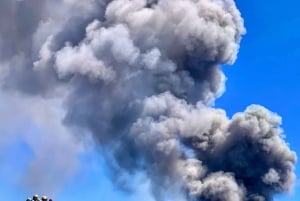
<box><xmin>0</xmin><ymin>0</ymin><xmax>296</xmax><ymax>200</ymax></box>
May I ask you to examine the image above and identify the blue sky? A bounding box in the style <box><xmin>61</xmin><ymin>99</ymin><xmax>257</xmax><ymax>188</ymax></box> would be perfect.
<box><xmin>216</xmin><ymin>0</ymin><xmax>300</xmax><ymax>200</ymax></box>
<box><xmin>1</xmin><ymin>0</ymin><xmax>300</xmax><ymax>201</ymax></box>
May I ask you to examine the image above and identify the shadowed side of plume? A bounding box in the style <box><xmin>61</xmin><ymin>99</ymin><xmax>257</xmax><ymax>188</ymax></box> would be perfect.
<box><xmin>0</xmin><ymin>0</ymin><xmax>296</xmax><ymax>200</ymax></box>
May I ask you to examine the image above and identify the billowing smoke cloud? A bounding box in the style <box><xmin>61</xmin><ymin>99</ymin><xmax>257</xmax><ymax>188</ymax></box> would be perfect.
<box><xmin>0</xmin><ymin>0</ymin><xmax>296</xmax><ymax>200</ymax></box>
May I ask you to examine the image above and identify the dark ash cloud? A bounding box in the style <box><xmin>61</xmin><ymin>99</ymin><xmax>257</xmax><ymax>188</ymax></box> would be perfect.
<box><xmin>0</xmin><ymin>0</ymin><xmax>296</xmax><ymax>200</ymax></box>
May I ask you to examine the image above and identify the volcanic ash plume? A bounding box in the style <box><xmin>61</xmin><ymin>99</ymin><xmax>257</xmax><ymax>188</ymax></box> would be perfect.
<box><xmin>0</xmin><ymin>0</ymin><xmax>296</xmax><ymax>200</ymax></box>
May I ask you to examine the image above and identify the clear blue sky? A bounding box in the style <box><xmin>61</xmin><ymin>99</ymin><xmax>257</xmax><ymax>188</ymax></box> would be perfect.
<box><xmin>216</xmin><ymin>0</ymin><xmax>300</xmax><ymax>200</ymax></box>
<box><xmin>1</xmin><ymin>0</ymin><xmax>300</xmax><ymax>200</ymax></box>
